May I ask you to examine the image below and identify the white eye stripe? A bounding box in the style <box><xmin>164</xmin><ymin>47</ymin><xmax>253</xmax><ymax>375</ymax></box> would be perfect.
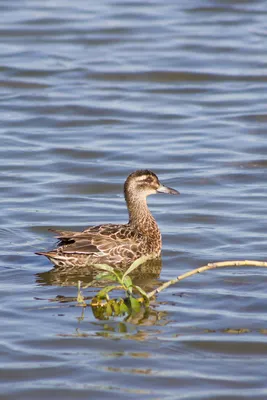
<box><xmin>135</xmin><ymin>176</ymin><xmax>150</xmax><ymax>182</ymax></box>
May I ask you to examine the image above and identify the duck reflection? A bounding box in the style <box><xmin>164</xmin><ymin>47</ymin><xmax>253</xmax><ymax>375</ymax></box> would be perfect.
<box><xmin>36</xmin><ymin>257</ymin><xmax>162</xmax><ymax>293</ymax></box>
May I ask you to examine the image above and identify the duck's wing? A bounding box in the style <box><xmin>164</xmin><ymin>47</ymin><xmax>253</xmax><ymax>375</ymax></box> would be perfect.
<box><xmin>47</xmin><ymin>229</ymin><xmax>84</xmax><ymax>247</ymax></box>
<box><xmin>49</xmin><ymin>228</ymin><xmax>80</xmax><ymax>237</ymax></box>
<box><xmin>52</xmin><ymin>224</ymin><xmax>142</xmax><ymax>261</ymax></box>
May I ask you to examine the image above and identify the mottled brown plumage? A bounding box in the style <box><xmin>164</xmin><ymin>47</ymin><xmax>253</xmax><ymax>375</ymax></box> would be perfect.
<box><xmin>36</xmin><ymin>170</ymin><xmax>179</xmax><ymax>269</ymax></box>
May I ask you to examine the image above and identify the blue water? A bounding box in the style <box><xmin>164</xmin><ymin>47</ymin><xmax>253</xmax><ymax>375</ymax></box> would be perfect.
<box><xmin>1</xmin><ymin>0</ymin><xmax>267</xmax><ymax>399</ymax></box>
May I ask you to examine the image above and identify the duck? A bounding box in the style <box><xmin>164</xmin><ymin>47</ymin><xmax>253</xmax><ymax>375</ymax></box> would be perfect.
<box><xmin>36</xmin><ymin>170</ymin><xmax>179</xmax><ymax>269</ymax></box>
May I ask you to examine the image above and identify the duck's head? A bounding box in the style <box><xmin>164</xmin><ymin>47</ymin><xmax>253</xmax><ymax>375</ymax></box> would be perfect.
<box><xmin>124</xmin><ymin>170</ymin><xmax>180</xmax><ymax>200</ymax></box>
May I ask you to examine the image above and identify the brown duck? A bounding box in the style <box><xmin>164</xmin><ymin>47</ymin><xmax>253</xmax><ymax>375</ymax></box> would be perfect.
<box><xmin>36</xmin><ymin>170</ymin><xmax>179</xmax><ymax>269</ymax></box>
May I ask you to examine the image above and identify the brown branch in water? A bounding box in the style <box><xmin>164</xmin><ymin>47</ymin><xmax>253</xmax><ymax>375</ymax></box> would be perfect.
<box><xmin>147</xmin><ymin>260</ymin><xmax>267</xmax><ymax>300</ymax></box>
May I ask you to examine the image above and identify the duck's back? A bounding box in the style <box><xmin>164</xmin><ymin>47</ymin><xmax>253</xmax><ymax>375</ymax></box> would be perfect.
<box><xmin>39</xmin><ymin>222</ymin><xmax>161</xmax><ymax>269</ymax></box>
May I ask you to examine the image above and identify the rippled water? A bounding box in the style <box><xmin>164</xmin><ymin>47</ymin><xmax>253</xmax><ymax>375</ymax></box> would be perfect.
<box><xmin>1</xmin><ymin>0</ymin><xmax>267</xmax><ymax>399</ymax></box>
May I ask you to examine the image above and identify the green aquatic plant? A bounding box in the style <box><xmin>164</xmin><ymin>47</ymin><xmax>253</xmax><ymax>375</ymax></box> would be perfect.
<box><xmin>77</xmin><ymin>258</ymin><xmax>267</xmax><ymax>319</ymax></box>
<box><xmin>77</xmin><ymin>256</ymin><xmax>150</xmax><ymax>317</ymax></box>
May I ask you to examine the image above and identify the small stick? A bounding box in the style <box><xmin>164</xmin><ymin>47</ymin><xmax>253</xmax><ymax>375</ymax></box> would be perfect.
<box><xmin>147</xmin><ymin>260</ymin><xmax>267</xmax><ymax>299</ymax></box>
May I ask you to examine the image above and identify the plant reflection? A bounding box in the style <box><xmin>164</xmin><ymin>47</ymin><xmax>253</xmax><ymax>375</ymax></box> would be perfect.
<box><xmin>36</xmin><ymin>258</ymin><xmax>162</xmax><ymax>289</ymax></box>
<box><xmin>36</xmin><ymin>258</ymin><xmax>166</xmax><ymax>325</ymax></box>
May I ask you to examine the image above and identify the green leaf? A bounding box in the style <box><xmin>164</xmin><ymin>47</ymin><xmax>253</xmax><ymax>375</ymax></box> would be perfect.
<box><xmin>123</xmin><ymin>275</ymin><xmax>132</xmax><ymax>289</ymax></box>
<box><xmin>122</xmin><ymin>255</ymin><xmax>148</xmax><ymax>279</ymax></box>
<box><xmin>106</xmin><ymin>302</ymin><xmax>113</xmax><ymax>317</ymax></box>
<box><xmin>111</xmin><ymin>300</ymin><xmax>120</xmax><ymax>316</ymax></box>
<box><xmin>95</xmin><ymin>272</ymin><xmax>117</xmax><ymax>281</ymax></box>
<box><xmin>91</xmin><ymin>304</ymin><xmax>108</xmax><ymax>320</ymax></box>
<box><xmin>133</xmin><ymin>285</ymin><xmax>149</xmax><ymax>301</ymax></box>
<box><xmin>97</xmin><ymin>285</ymin><xmax>117</xmax><ymax>299</ymax></box>
<box><xmin>113</xmin><ymin>270</ymin><xmax>123</xmax><ymax>285</ymax></box>
<box><xmin>130</xmin><ymin>296</ymin><xmax>141</xmax><ymax>313</ymax></box>
<box><xmin>119</xmin><ymin>301</ymin><xmax>129</xmax><ymax>314</ymax></box>
<box><xmin>127</xmin><ymin>286</ymin><xmax>133</xmax><ymax>295</ymax></box>
<box><xmin>94</xmin><ymin>264</ymin><xmax>115</xmax><ymax>273</ymax></box>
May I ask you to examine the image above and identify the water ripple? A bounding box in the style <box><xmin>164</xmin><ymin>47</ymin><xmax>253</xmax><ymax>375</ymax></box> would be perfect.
<box><xmin>1</xmin><ymin>0</ymin><xmax>267</xmax><ymax>399</ymax></box>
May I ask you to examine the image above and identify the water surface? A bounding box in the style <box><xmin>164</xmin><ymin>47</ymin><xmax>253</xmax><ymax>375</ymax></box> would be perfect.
<box><xmin>1</xmin><ymin>0</ymin><xmax>267</xmax><ymax>399</ymax></box>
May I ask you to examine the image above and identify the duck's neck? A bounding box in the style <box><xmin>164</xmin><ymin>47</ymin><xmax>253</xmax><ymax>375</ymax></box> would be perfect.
<box><xmin>126</xmin><ymin>193</ymin><xmax>160</xmax><ymax>237</ymax></box>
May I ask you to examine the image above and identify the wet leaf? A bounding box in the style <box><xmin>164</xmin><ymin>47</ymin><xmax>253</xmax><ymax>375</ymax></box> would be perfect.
<box><xmin>91</xmin><ymin>303</ymin><xmax>108</xmax><ymax>320</ymax></box>
<box><xmin>94</xmin><ymin>264</ymin><xmax>115</xmax><ymax>273</ymax></box>
<box><xmin>130</xmin><ymin>296</ymin><xmax>141</xmax><ymax>313</ymax></box>
<box><xmin>134</xmin><ymin>285</ymin><xmax>149</xmax><ymax>303</ymax></box>
<box><xmin>122</xmin><ymin>255</ymin><xmax>148</xmax><ymax>279</ymax></box>
<box><xmin>119</xmin><ymin>301</ymin><xmax>129</xmax><ymax>315</ymax></box>
<box><xmin>127</xmin><ymin>285</ymin><xmax>133</xmax><ymax>295</ymax></box>
<box><xmin>95</xmin><ymin>272</ymin><xmax>117</xmax><ymax>281</ymax></box>
<box><xmin>97</xmin><ymin>285</ymin><xmax>116</xmax><ymax>299</ymax></box>
<box><xmin>122</xmin><ymin>256</ymin><xmax>147</xmax><ymax>279</ymax></box>
<box><xmin>106</xmin><ymin>302</ymin><xmax>113</xmax><ymax>317</ymax></box>
<box><xmin>112</xmin><ymin>270</ymin><xmax>124</xmax><ymax>284</ymax></box>
<box><xmin>123</xmin><ymin>275</ymin><xmax>132</xmax><ymax>289</ymax></box>
<box><xmin>111</xmin><ymin>300</ymin><xmax>120</xmax><ymax>316</ymax></box>
<box><xmin>91</xmin><ymin>296</ymin><xmax>100</xmax><ymax>307</ymax></box>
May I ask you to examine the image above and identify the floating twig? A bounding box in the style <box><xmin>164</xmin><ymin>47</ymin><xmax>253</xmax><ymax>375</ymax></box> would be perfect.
<box><xmin>146</xmin><ymin>260</ymin><xmax>267</xmax><ymax>299</ymax></box>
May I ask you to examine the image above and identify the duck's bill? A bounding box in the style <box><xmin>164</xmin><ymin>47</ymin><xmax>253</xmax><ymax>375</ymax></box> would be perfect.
<box><xmin>157</xmin><ymin>184</ymin><xmax>180</xmax><ymax>195</ymax></box>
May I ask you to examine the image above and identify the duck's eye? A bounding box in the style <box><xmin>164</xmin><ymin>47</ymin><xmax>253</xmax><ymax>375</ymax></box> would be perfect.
<box><xmin>145</xmin><ymin>176</ymin><xmax>153</xmax><ymax>184</ymax></box>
